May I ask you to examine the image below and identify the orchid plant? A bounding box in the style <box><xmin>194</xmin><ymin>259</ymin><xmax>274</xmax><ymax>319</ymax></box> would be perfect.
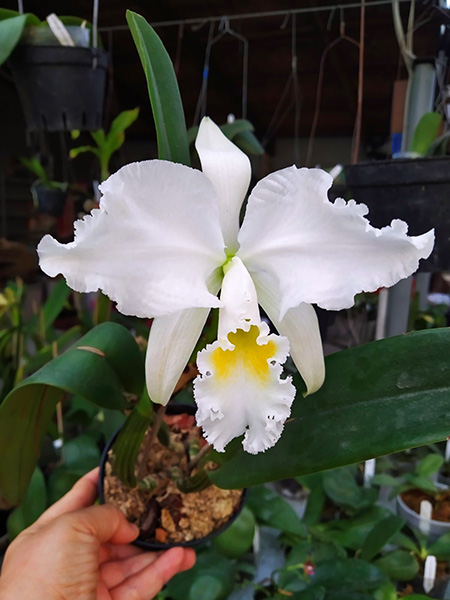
<box><xmin>0</xmin><ymin>11</ymin><xmax>449</xmax><ymax>509</ymax></box>
<box><xmin>37</xmin><ymin>116</ymin><xmax>434</xmax><ymax>457</ymax></box>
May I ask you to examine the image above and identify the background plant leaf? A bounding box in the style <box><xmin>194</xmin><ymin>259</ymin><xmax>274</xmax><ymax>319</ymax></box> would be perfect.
<box><xmin>360</xmin><ymin>515</ymin><xmax>405</xmax><ymax>561</ymax></box>
<box><xmin>0</xmin><ymin>13</ymin><xmax>39</xmax><ymax>65</ymax></box>
<box><xmin>0</xmin><ymin>322</ymin><xmax>144</xmax><ymax>505</ymax></box>
<box><xmin>6</xmin><ymin>467</ymin><xmax>47</xmax><ymax>539</ymax></box>
<box><xmin>409</xmin><ymin>112</ymin><xmax>442</xmax><ymax>156</ymax></box>
<box><xmin>374</xmin><ymin>550</ymin><xmax>419</xmax><ymax>581</ymax></box>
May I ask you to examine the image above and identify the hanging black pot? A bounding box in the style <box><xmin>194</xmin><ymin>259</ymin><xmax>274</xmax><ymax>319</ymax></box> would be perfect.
<box><xmin>9</xmin><ymin>44</ymin><xmax>108</xmax><ymax>132</ymax></box>
<box><xmin>344</xmin><ymin>157</ymin><xmax>450</xmax><ymax>272</ymax></box>
<box><xmin>31</xmin><ymin>182</ymin><xmax>66</xmax><ymax>217</ymax></box>
<box><xmin>98</xmin><ymin>403</ymin><xmax>247</xmax><ymax>551</ymax></box>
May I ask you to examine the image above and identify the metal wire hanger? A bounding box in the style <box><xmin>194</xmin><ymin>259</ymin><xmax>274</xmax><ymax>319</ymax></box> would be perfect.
<box><xmin>193</xmin><ymin>16</ymin><xmax>249</xmax><ymax>124</ymax></box>
<box><xmin>306</xmin><ymin>7</ymin><xmax>360</xmax><ymax>166</ymax></box>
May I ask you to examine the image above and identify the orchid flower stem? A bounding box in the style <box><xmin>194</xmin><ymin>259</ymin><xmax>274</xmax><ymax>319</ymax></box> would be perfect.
<box><xmin>187</xmin><ymin>442</ymin><xmax>212</xmax><ymax>473</ymax></box>
<box><xmin>136</xmin><ymin>403</ymin><xmax>167</xmax><ymax>481</ymax></box>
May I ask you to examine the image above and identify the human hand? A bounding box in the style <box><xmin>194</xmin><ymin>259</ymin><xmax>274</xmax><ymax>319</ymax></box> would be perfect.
<box><xmin>0</xmin><ymin>468</ymin><xmax>195</xmax><ymax>600</ymax></box>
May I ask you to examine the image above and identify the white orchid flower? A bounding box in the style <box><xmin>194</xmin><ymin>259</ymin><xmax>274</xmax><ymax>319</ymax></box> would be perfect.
<box><xmin>37</xmin><ymin>117</ymin><xmax>434</xmax><ymax>455</ymax></box>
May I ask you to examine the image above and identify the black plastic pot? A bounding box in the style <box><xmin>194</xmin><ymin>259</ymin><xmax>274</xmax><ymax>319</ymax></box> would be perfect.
<box><xmin>98</xmin><ymin>403</ymin><xmax>247</xmax><ymax>550</ymax></box>
<box><xmin>9</xmin><ymin>45</ymin><xmax>108</xmax><ymax>132</ymax></box>
<box><xmin>344</xmin><ymin>157</ymin><xmax>450</xmax><ymax>272</ymax></box>
<box><xmin>31</xmin><ymin>183</ymin><xmax>66</xmax><ymax>216</ymax></box>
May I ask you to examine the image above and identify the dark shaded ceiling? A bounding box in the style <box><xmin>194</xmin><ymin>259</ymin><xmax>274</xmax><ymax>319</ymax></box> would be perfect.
<box><xmin>1</xmin><ymin>0</ymin><xmax>445</xmax><ymax>155</ymax></box>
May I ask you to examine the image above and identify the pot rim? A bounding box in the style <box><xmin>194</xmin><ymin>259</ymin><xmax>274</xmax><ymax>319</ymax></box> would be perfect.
<box><xmin>397</xmin><ymin>488</ymin><xmax>450</xmax><ymax>529</ymax></box>
<box><xmin>98</xmin><ymin>406</ymin><xmax>247</xmax><ymax>550</ymax></box>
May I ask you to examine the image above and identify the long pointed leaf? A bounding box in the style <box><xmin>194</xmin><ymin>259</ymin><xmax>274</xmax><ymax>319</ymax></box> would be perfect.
<box><xmin>126</xmin><ymin>10</ymin><xmax>190</xmax><ymax>166</ymax></box>
<box><xmin>210</xmin><ymin>329</ymin><xmax>450</xmax><ymax>488</ymax></box>
<box><xmin>409</xmin><ymin>112</ymin><xmax>442</xmax><ymax>156</ymax></box>
<box><xmin>25</xmin><ymin>278</ymin><xmax>71</xmax><ymax>336</ymax></box>
<box><xmin>0</xmin><ymin>13</ymin><xmax>39</xmax><ymax>65</ymax></box>
<box><xmin>0</xmin><ymin>322</ymin><xmax>144</xmax><ymax>504</ymax></box>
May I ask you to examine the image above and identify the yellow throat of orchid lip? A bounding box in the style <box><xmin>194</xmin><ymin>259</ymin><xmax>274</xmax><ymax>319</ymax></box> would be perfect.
<box><xmin>211</xmin><ymin>325</ymin><xmax>277</xmax><ymax>384</ymax></box>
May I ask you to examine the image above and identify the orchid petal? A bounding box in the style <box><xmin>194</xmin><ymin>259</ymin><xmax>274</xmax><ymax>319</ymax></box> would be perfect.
<box><xmin>38</xmin><ymin>161</ymin><xmax>226</xmax><ymax>317</ymax></box>
<box><xmin>146</xmin><ymin>308</ymin><xmax>210</xmax><ymax>406</ymax></box>
<box><xmin>195</xmin><ymin>117</ymin><xmax>251</xmax><ymax>252</ymax></box>
<box><xmin>194</xmin><ymin>258</ymin><xmax>296</xmax><ymax>454</ymax></box>
<box><xmin>253</xmin><ymin>271</ymin><xmax>325</xmax><ymax>395</ymax></box>
<box><xmin>237</xmin><ymin>166</ymin><xmax>435</xmax><ymax>317</ymax></box>
<box><xmin>146</xmin><ymin>272</ymin><xmax>222</xmax><ymax>406</ymax></box>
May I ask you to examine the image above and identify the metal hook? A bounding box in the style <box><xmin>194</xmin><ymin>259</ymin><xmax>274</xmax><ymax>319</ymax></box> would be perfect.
<box><xmin>339</xmin><ymin>6</ymin><xmax>346</xmax><ymax>37</ymax></box>
<box><xmin>195</xmin><ymin>15</ymin><xmax>249</xmax><ymax>120</ymax></box>
<box><xmin>92</xmin><ymin>0</ymin><xmax>99</xmax><ymax>49</ymax></box>
<box><xmin>218</xmin><ymin>16</ymin><xmax>230</xmax><ymax>32</ymax></box>
<box><xmin>280</xmin><ymin>12</ymin><xmax>291</xmax><ymax>30</ymax></box>
<box><xmin>327</xmin><ymin>7</ymin><xmax>336</xmax><ymax>31</ymax></box>
<box><xmin>191</xmin><ymin>19</ymin><xmax>208</xmax><ymax>32</ymax></box>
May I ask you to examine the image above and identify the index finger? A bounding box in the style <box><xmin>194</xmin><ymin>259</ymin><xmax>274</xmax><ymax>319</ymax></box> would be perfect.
<box><xmin>36</xmin><ymin>467</ymin><xmax>99</xmax><ymax>525</ymax></box>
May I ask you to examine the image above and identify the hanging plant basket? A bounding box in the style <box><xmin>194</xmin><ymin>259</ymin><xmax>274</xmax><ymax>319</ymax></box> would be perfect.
<box><xmin>31</xmin><ymin>182</ymin><xmax>66</xmax><ymax>217</ymax></box>
<box><xmin>344</xmin><ymin>157</ymin><xmax>450</xmax><ymax>272</ymax></box>
<box><xmin>9</xmin><ymin>43</ymin><xmax>108</xmax><ymax>132</ymax></box>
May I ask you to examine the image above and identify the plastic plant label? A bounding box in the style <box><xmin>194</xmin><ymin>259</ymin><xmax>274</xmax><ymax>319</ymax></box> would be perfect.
<box><xmin>419</xmin><ymin>500</ymin><xmax>433</xmax><ymax>537</ymax></box>
<box><xmin>423</xmin><ymin>555</ymin><xmax>437</xmax><ymax>593</ymax></box>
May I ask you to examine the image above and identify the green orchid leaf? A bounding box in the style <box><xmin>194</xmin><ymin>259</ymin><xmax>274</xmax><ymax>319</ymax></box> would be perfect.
<box><xmin>212</xmin><ymin>505</ymin><xmax>255</xmax><ymax>558</ymax></box>
<box><xmin>317</xmin><ymin>506</ymin><xmax>392</xmax><ymax>552</ymax></box>
<box><xmin>0</xmin><ymin>322</ymin><xmax>144</xmax><ymax>505</ymax></box>
<box><xmin>0</xmin><ymin>13</ymin><xmax>39</xmax><ymax>65</ymax></box>
<box><xmin>108</xmin><ymin>107</ymin><xmax>140</xmax><ymax>141</ymax></box>
<box><xmin>416</xmin><ymin>453</ymin><xmax>444</xmax><ymax>476</ymax></box>
<box><xmin>90</xmin><ymin>130</ymin><xmax>106</xmax><ymax>151</ymax></box>
<box><xmin>309</xmin><ymin>558</ymin><xmax>387</xmax><ymax>591</ymax></box>
<box><xmin>24</xmin><ymin>326</ymin><xmax>81</xmax><ymax>376</ymax></box>
<box><xmin>374</xmin><ymin>581</ymin><xmax>398</xmax><ymax>600</ymax></box>
<box><xmin>246</xmin><ymin>485</ymin><xmax>306</xmax><ymax>536</ymax></box>
<box><xmin>164</xmin><ymin>552</ymin><xmax>236</xmax><ymax>600</ymax></box>
<box><xmin>360</xmin><ymin>515</ymin><xmax>405</xmax><ymax>561</ymax></box>
<box><xmin>69</xmin><ymin>145</ymin><xmax>99</xmax><ymax>159</ymax></box>
<box><xmin>370</xmin><ymin>473</ymin><xmax>399</xmax><ymax>487</ymax></box>
<box><xmin>93</xmin><ymin>292</ymin><xmax>112</xmax><ymax>325</ymax></box>
<box><xmin>25</xmin><ymin>277</ymin><xmax>71</xmax><ymax>336</ymax></box>
<box><xmin>409</xmin><ymin>112</ymin><xmax>442</xmax><ymax>156</ymax></box>
<box><xmin>7</xmin><ymin>467</ymin><xmax>47</xmax><ymax>539</ymax></box>
<box><xmin>233</xmin><ymin>130</ymin><xmax>265</xmax><ymax>155</ymax></box>
<box><xmin>391</xmin><ymin>531</ymin><xmax>420</xmax><ymax>553</ymax></box>
<box><xmin>404</xmin><ymin>473</ymin><xmax>439</xmax><ymax>494</ymax></box>
<box><xmin>187</xmin><ymin>125</ymin><xmax>199</xmax><ymax>145</ymax></box>
<box><xmin>63</xmin><ymin>434</ymin><xmax>101</xmax><ymax>471</ymax></box>
<box><xmin>322</xmin><ymin>466</ymin><xmax>377</xmax><ymax>511</ymax></box>
<box><xmin>428</xmin><ymin>531</ymin><xmax>450</xmax><ymax>559</ymax></box>
<box><xmin>47</xmin><ymin>468</ymin><xmax>81</xmax><ymax>504</ymax></box>
<box><xmin>374</xmin><ymin>550</ymin><xmax>419</xmax><ymax>581</ymax></box>
<box><xmin>126</xmin><ymin>11</ymin><xmax>190</xmax><ymax>166</ymax></box>
<box><xmin>210</xmin><ymin>329</ymin><xmax>450</xmax><ymax>488</ymax></box>
<box><xmin>427</xmin><ymin>131</ymin><xmax>450</xmax><ymax>157</ymax></box>
<box><xmin>300</xmin><ymin>474</ymin><xmax>326</xmax><ymax>526</ymax></box>
<box><xmin>112</xmin><ymin>390</ymin><xmax>153</xmax><ymax>487</ymax></box>
<box><xmin>20</xmin><ymin>157</ymin><xmax>49</xmax><ymax>183</ymax></box>
<box><xmin>0</xmin><ymin>9</ymin><xmax>21</xmax><ymax>19</ymax></box>
<box><xmin>220</xmin><ymin>119</ymin><xmax>254</xmax><ymax>139</ymax></box>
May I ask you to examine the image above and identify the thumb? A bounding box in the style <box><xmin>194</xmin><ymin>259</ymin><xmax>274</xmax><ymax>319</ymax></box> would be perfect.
<box><xmin>66</xmin><ymin>504</ymin><xmax>140</xmax><ymax>545</ymax></box>
<box><xmin>37</xmin><ymin>468</ymin><xmax>99</xmax><ymax>525</ymax></box>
